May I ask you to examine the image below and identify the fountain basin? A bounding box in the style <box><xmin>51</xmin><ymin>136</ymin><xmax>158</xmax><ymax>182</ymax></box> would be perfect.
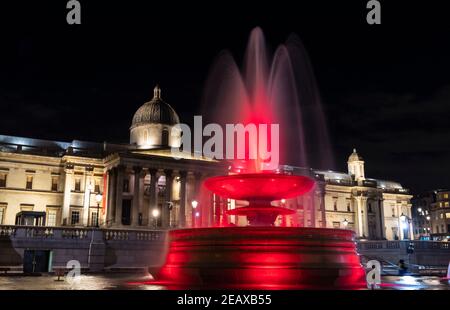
<box><xmin>155</xmin><ymin>227</ymin><xmax>367</xmax><ymax>289</ymax></box>
<box><xmin>204</xmin><ymin>173</ymin><xmax>315</xmax><ymax>201</ymax></box>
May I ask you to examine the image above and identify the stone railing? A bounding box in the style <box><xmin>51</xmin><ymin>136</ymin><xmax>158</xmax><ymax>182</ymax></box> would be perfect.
<box><xmin>104</xmin><ymin>229</ymin><xmax>165</xmax><ymax>241</ymax></box>
<box><xmin>0</xmin><ymin>225</ymin><xmax>165</xmax><ymax>242</ymax></box>
<box><xmin>358</xmin><ymin>240</ymin><xmax>450</xmax><ymax>251</ymax></box>
<box><xmin>0</xmin><ymin>225</ymin><xmax>16</xmax><ymax>237</ymax></box>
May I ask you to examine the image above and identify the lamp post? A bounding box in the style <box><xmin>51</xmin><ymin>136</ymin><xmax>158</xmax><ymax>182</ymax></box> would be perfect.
<box><xmin>95</xmin><ymin>193</ymin><xmax>102</xmax><ymax>228</ymax></box>
<box><xmin>191</xmin><ymin>200</ymin><xmax>198</xmax><ymax>228</ymax></box>
<box><xmin>343</xmin><ymin>218</ymin><xmax>349</xmax><ymax>229</ymax></box>
<box><xmin>152</xmin><ymin>208</ymin><xmax>160</xmax><ymax>229</ymax></box>
<box><xmin>400</xmin><ymin>213</ymin><xmax>413</xmax><ymax>240</ymax></box>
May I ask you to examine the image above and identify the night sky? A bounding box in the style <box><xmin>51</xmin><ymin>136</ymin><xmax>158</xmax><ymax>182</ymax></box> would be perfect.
<box><xmin>0</xmin><ymin>1</ymin><xmax>449</xmax><ymax>193</ymax></box>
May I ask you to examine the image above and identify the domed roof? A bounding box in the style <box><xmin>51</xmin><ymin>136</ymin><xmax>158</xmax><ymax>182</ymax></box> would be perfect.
<box><xmin>131</xmin><ymin>85</ymin><xmax>180</xmax><ymax>128</ymax></box>
<box><xmin>348</xmin><ymin>148</ymin><xmax>363</xmax><ymax>162</ymax></box>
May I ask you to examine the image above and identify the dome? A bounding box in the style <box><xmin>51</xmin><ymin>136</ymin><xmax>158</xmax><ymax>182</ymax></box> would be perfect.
<box><xmin>131</xmin><ymin>85</ymin><xmax>180</xmax><ymax>128</ymax></box>
<box><xmin>348</xmin><ymin>148</ymin><xmax>363</xmax><ymax>162</ymax></box>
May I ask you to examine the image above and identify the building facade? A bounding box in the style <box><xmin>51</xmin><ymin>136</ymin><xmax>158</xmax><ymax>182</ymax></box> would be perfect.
<box><xmin>412</xmin><ymin>189</ymin><xmax>450</xmax><ymax>241</ymax></box>
<box><xmin>0</xmin><ymin>86</ymin><xmax>413</xmax><ymax>240</ymax></box>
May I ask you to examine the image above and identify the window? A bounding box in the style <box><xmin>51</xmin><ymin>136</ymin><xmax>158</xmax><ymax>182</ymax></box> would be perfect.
<box><xmin>332</xmin><ymin>221</ymin><xmax>340</xmax><ymax>228</ymax></box>
<box><xmin>0</xmin><ymin>204</ymin><xmax>6</xmax><ymax>224</ymax></box>
<box><xmin>90</xmin><ymin>210</ymin><xmax>98</xmax><ymax>227</ymax></box>
<box><xmin>436</xmin><ymin>226</ymin><xmax>439</xmax><ymax>233</ymax></box>
<box><xmin>162</xmin><ymin>128</ymin><xmax>169</xmax><ymax>146</ymax></box>
<box><xmin>368</xmin><ymin>203</ymin><xmax>373</xmax><ymax>213</ymax></box>
<box><xmin>443</xmin><ymin>193</ymin><xmax>449</xmax><ymax>199</ymax></box>
<box><xmin>446</xmin><ymin>213</ymin><xmax>450</xmax><ymax>219</ymax></box>
<box><xmin>71</xmin><ymin>211</ymin><xmax>80</xmax><ymax>225</ymax></box>
<box><xmin>0</xmin><ymin>173</ymin><xmax>6</xmax><ymax>187</ymax></box>
<box><xmin>26</xmin><ymin>175</ymin><xmax>33</xmax><ymax>190</ymax></box>
<box><xmin>333</xmin><ymin>199</ymin><xmax>338</xmax><ymax>211</ymax></box>
<box><xmin>94</xmin><ymin>179</ymin><xmax>100</xmax><ymax>193</ymax></box>
<box><xmin>74</xmin><ymin>178</ymin><xmax>81</xmax><ymax>191</ymax></box>
<box><xmin>392</xmin><ymin>207</ymin><xmax>396</xmax><ymax>217</ymax></box>
<box><xmin>445</xmin><ymin>202</ymin><xmax>449</xmax><ymax>208</ymax></box>
<box><xmin>123</xmin><ymin>179</ymin><xmax>129</xmax><ymax>192</ymax></box>
<box><xmin>392</xmin><ymin>227</ymin><xmax>399</xmax><ymax>240</ymax></box>
<box><xmin>47</xmin><ymin>209</ymin><xmax>58</xmax><ymax>226</ymax></box>
<box><xmin>346</xmin><ymin>200</ymin><xmax>351</xmax><ymax>212</ymax></box>
<box><xmin>51</xmin><ymin>177</ymin><xmax>58</xmax><ymax>191</ymax></box>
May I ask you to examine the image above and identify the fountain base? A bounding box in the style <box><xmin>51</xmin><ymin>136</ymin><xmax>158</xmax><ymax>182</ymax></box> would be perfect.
<box><xmin>155</xmin><ymin>227</ymin><xmax>366</xmax><ymax>289</ymax></box>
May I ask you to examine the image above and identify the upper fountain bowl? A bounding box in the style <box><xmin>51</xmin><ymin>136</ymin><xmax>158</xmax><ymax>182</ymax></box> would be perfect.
<box><xmin>204</xmin><ymin>173</ymin><xmax>315</xmax><ymax>201</ymax></box>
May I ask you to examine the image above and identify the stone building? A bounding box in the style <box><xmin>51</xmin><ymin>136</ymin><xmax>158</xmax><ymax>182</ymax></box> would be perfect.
<box><xmin>0</xmin><ymin>86</ymin><xmax>413</xmax><ymax>240</ymax></box>
<box><xmin>279</xmin><ymin>149</ymin><xmax>413</xmax><ymax>240</ymax></box>
<box><xmin>0</xmin><ymin>86</ymin><xmax>225</xmax><ymax>230</ymax></box>
<box><xmin>412</xmin><ymin>189</ymin><xmax>450</xmax><ymax>241</ymax></box>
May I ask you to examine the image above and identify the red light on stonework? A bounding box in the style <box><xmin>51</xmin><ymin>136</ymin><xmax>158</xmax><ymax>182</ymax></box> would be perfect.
<box><xmin>204</xmin><ymin>173</ymin><xmax>314</xmax><ymax>201</ymax></box>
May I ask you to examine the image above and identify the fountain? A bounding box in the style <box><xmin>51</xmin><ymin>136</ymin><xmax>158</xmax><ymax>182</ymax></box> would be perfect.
<box><xmin>153</xmin><ymin>28</ymin><xmax>366</xmax><ymax>289</ymax></box>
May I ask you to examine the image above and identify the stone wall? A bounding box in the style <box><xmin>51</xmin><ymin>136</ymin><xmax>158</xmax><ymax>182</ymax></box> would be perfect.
<box><xmin>0</xmin><ymin>226</ymin><xmax>167</xmax><ymax>271</ymax></box>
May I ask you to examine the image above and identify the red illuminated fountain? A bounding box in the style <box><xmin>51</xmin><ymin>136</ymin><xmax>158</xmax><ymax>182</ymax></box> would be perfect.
<box><xmin>204</xmin><ymin>172</ymin><xmax>314</xmax><ymax>226</ymax></box>
<box><xmin>156</xmin><ymin>168</ymin><xmax>366</xmax><ymax>289</ymax></box>
<box><xmin>153</xmin><ymin>28</ymin><xmax>367</xmax><ymax>289</ymax></box>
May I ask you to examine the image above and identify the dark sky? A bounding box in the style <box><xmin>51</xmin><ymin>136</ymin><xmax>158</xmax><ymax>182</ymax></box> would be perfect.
<box><xmin>0</xmin><ymin>1</ymin><xmax>449</xmax><ymax>193</ymax></box>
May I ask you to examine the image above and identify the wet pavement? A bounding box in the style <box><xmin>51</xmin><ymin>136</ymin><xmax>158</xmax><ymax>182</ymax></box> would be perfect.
<box><xmin>0</xmin><ymin>273</ymin><xmax>449</xmax><ymax>290</ymax></box>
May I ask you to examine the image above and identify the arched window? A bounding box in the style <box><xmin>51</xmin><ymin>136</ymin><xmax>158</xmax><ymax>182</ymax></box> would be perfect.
<box><xmin>162</xmin><ymin>128</ymin><xmax>169</xmax><ymax>146</ymax></box>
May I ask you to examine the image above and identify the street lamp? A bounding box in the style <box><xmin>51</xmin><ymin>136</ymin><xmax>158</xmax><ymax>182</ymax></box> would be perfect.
<box><xmin>417</xmin><ymin>207</ymin><xmax>422</xmax><ymax>213</ymax></box>
<box><xmin>191</xmin><ymin>200</ymin><xmax>198</xmax><ymax>227</ymax></box>
<box><xmin>152</xmin><ymin>208</ymin><xmax>160</xmax><ymax>229</ymax></box>
<box><xmin>95</xmin><ymin>193</ymin><xmax>102</xmax><ymax>228</ymax></box>
<box><xmin>400</xmin><ymin>213</ymin><xmax>406</xmax><ymax>222</ymax></box>
<box><xmin>400</xmin><ymin>213</ymin><xmax>413</xmax><ymax>240</ymax></box>
<box><xmin>343</xmin><ymin>218</ymin><xmax>349</xmax><ymax>228</ymax></box>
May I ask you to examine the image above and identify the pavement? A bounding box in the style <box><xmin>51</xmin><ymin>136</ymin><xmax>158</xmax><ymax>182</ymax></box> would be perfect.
<box><xmin>0</xmin><ymin>273</ymin><xmax>449</xmax><ymax>290</ymax></box>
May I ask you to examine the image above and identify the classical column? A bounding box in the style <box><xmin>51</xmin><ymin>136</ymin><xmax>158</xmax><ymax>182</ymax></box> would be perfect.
<box><xmin>83</xmin><ymin>167</ymin><xmax>94</xmax><ymax>226</ymax></box>
<box><xmin>106</xmin><ymin>168</ymin><xmax>117</xmax><ymax>227</ymax></box>
<box><xmin>210</xmin><ymin>193</ymin><xmax>216</xmax><ymax>227</ymax></box>
<box><xmin>362</xmin><ymin>198</ymin><xmax>369</xmax><ymax>238</ymax></box>
<box><xmin>398</xmin><ymin>204</ymin><xmax>404</xmax><ymax>240</ymax></box>
<box><xmin>221</xmin><ymin>197</ymin><xmax>229</xmax><ymax>226</ymax></box>
<box><xmin>62</xmin><ymin>164</ymin><xmax>74</xmax><ymax>225</ymax></box>
<box><xmin>408</xmin><ymin>207</ymin><xmax>414</xmax><ymax>240</ymax></box>
<box><xmin>319</xmin><ymin>187</ymin><xmax>326</xmax><ymax>228</ymax></box>
<box><xmin>378</xmin><ymin>198</ymin><xmax>386</xmax><ymax>239</ymax></box>
<box><xmin>147</xmin><ymin>169</ymin><xmax>158</xmax><ymax>227</ymax></box>
<box><xmin>132</xmin><ymin>166</ymin><xmax>142</xmax><ymax>227</ymax></box>
<box><xmin>115</xmin><ymin>165</ymin><xmax>125</xmax><ymax>226</ymax></box>
<box><xmin>355</xmin><ymin>197</ymin><xmax>363</xmax><ymax>237</ymax></box>
<box><xmin>163</xmin><ymin>169</ymin><xmax>173</xmax><ymax>228</ymax></box>
<box><xmin>178</xmin><ymin>171</ymin><xmax>188</xmax><ymax>227</ymax></box>
<box><xmin>193</xmin><ymin>172</ymin><xmax>202</xmax><ymax>226</ymax></box>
